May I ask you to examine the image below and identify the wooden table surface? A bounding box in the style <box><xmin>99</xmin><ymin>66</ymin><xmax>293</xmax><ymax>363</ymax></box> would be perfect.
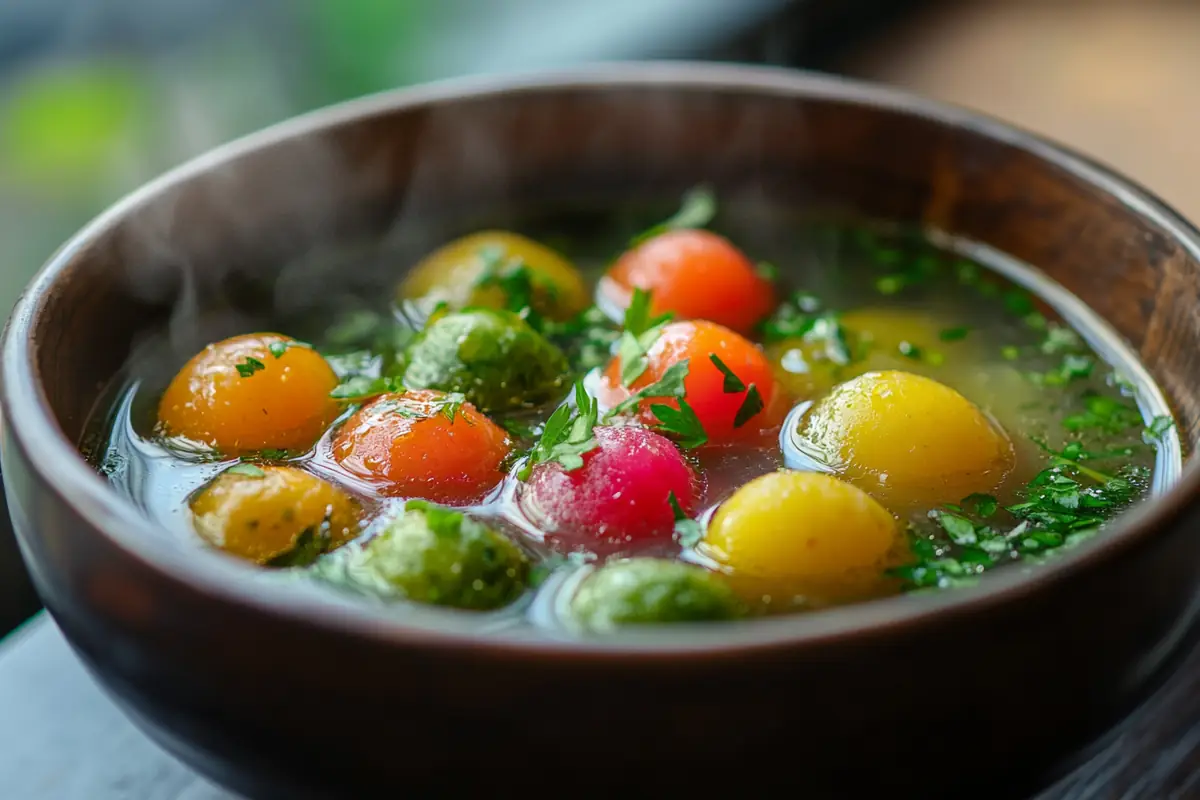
<box><xmin>0</xmin><ymin>612</ymin><xmax>1196</xmax><ymax>799</ymax></box>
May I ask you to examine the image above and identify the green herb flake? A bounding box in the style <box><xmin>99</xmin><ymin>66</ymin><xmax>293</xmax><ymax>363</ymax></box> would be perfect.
<box><xmin>962</xmin><ymin>493</ymin><xmax>999</xmax><ymax>518</ymax></box>
<box><xmin>473</xmin><ymin>246</ymin><xmax>560</xmax><ymax>329</ymax></box>
<box><xmin>433</xmin><ymin>392</ymin><xmax>470</xmax><ymax>425</ymax></box>
<box><xmin>404</xmin><ymin>499</ymin><xmax>466</xmax><ymax>539</ymax></box>
<box><xmin>605</xmin><ymin>360</ymin><xmax>690</xmax><ymax>420</ymax></box>
<box><xmin>1032</xmin><ymin>354</ymin><xmax>1095</xmax><ymax>386</ymax></box>
<box><xmin>621</xmin><ymin>287</ymin><xmax>673</xmax><ymax>338</ymax></box>
<box><xmin>1003</xmin><ymin>290</ymin><xmax>1035</xmax><ymax>317</ymax></box>
<box><xmin>937</xmin><ymin>513</ymin><xmax>977</xmax><ymax>545</ymax></box>
<box><xmin>235</xmin><ymin>357</ymin><xmax>266</xmax><ymax>378</ymax></box>
<box><xmin>519</xmin><ymin>381</ymin><xmax>600</xmax><ymax>478</ymax></box>
<box><xmin>938</xmin><ymin>326</ymin><xmax>970</xmax><ymax>342</ymax></box>
<box><xmin>266</xmin><ymin>525</ymin><xmax>332</xmax><ymax>568</ymax></box>
<box><xmin>629</xmin><ymin>185</ymin><xmax>716</xmax><ymax>247</ymax></box>
<box><xmin>650</xmin><ymin>398</ymin><xmax>708</xmax><ymax>449</ymax></box>
<box><xmin>732</xmin><ymin>384</ymin><xmax>765</xmax><ymax>430</ymax></box>
<box><xmin>329</xmin><ymin>375</ymin><xmax>402</xmax><ymax>401</ymax></box>
<box><xmin>267</xmin><ymin>339</ymin><xmax>310</xmax><ymax>359</ymax></box>
<box><xmin>1061</xmin><ymin>393</ymin><xmax>1142</xmax><ymax>434</ymax></box>
<box><xmin>616</xmin><ymin>289</ymin><xmax>672</xmax><ymax>387</ymax></box>
<box><xmin>668</xmin><ymin>491</ymin><xmax>704</xmax><ymax>547</ymax></box>
<box><xmin>709</xmin><ymin>353</ymin><xmax>747</xmax><ymax>393</ymax></box>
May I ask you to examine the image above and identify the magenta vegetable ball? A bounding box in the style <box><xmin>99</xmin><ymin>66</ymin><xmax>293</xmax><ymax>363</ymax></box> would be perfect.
<box><xmin>519</xmin><ymin>425</ymin><xmax>700</xmax><ymax>555</ymax></box>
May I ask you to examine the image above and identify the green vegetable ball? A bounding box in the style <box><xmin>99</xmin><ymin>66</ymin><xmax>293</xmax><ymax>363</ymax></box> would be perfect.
<box><xmin>400</xmin><ymin>308</ymin><xmax>570</xmax><ymax>413</ymax></box>
<box><xmin>571</xmin><ymin>558</ymin><xmax>745</xmax><ymax>631</ymax></box>
<box><xmin>316</xmin><ymin>501</ymin><xmax>529</xmax><ymax>611</ymax></box>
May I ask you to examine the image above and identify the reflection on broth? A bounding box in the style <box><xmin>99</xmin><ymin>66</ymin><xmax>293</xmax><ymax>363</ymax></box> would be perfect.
<box><xmin>86</xmin><ymin>189</ymin><xmax>1181</xmax><ymax>634</ymax></box>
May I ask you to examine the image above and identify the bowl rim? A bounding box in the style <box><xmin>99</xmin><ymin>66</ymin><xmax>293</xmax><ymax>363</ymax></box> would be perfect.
<box><xmin>5</xmin><ymin>60</ymin><xmax>1200</xmax><ymax>659</ymax></box>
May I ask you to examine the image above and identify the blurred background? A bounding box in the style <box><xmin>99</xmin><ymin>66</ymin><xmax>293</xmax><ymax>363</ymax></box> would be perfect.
<box><xmin>1</xmin><ymin>0</ymin><xmax>1197</xmax><ymax>634</ymax></box>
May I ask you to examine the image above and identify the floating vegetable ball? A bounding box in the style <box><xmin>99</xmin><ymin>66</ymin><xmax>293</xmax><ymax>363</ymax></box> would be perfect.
<box><xmin>316</xmin><ymin>501</ymin><xmax>529</xmax><ymax>611</ymax></box>
<box><xmin>571</xmin><ymin>558</ymin><xmax>745</xmax><ymax>631</ymax></box>
<box><xmin>598</xmin><ymin>320</ymin><xmax>782</xmax><ymax>445</ymax></box>
<box><xmin>399</xmin><ymin>230</ymin><xmax>590</xmax><ymax>321</ymax></box>
<box><xmin>519</xmin><ymin>425</ymin><xmax>699</xmax><ymax>555</ymax></box>
<box><xmin>600</xmin><ymin>229</ymin><xmax>775</xmax><ymax>333</ymax></box>
<box><xmin>401</xmin><ymin>308</ymin><xmax>570</xmax><ymax>414</ymax></box>
<box><xmin>704</xmin><ymin>470</ymin><xmax>898</xmax><ymax>579</ymax></box>
<box><xmin>189</xmin><ymin>464</ymin><xmax>361</xmax><ymax>565</ymax></box>
<box><xmin>332</xmin><ymin>389</ymin><xmax>511</xmax><ymax>504</ymax></box>
<box><xmin>158</xmin><ymin>333</ymin><xmax>341</xmax><ymax>455</ymax></box>
<box><xmin>795</xmin><ymin>370</ymin><xmax>1015</xmax><ymax>507</ymax></box>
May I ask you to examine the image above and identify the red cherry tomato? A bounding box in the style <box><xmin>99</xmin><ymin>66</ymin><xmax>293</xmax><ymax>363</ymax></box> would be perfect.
<box><xmin>598</xmin><ymin>320</ymin><xmax>784</xmax><ymax>445</ymax></box>
<box><xmin>599</xmin><ymin>229</ymin><xmax>775</xmax><ymax>333</ymax></box>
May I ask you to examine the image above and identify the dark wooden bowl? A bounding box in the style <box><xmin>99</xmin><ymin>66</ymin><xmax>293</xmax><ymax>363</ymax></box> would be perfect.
<box><xmin>3</xmin><ymin>64</ymin><xmax>1200</xmax><ymax>799</ymax></box>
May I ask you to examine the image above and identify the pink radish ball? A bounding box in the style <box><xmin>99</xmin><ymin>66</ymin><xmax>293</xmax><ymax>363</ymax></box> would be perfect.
<box><xmin>519</xmin><ymin>425</ymin><xmax>699</xmax><ymax>555</ymax></box>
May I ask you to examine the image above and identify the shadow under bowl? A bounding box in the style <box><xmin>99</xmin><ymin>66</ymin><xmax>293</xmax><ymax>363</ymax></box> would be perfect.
<box><xmin>3</xmin><ymin>63</ymin><xmax>1200</xmax><ymax>798</ymax></box>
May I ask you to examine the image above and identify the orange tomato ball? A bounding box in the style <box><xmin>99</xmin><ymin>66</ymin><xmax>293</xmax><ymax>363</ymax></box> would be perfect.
<box><xmin>158</xmin><ymin>333</ymin><xmax>341</xmax><ymax>456</ymax></box>
<box><xmin>190</xmin><ymin>465</ymin><xmax>361</xmax><ymax>565</ymax></box>
<box><xmin>331</xmin><ymin>390</ymin><xmax>512</xmax><ymax>504</ymax></box>
<box><xmin>598</xmin><ymin>320</ymin><xmax>782</xmax><ymax>444</ymax></box>
<box><xmin>599</xmin><ymin>229</ymin><xmax>775</xmax><ymax>333</ymax></box>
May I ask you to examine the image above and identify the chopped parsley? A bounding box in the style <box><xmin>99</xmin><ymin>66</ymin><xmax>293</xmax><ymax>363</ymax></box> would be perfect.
<box><xmin>622</xmin><ymin>287</ymin><xmax>673</xmax><ymax>338</ymax></box>
<box><xmin>404</xmin><ymin>499</ymin><xmax>466</xmax><ymax>538</ymax></box>
<box><xmin>542</xmin><ymin>306</ymin><xmax>620</xmax><ymax>374</ymax></box>
<box><xmin>1031</xmin><ymin>353</ymin><xmax>1095</xmax><ymax>386</ymax></box>
<box><xmin>227</xmin><ymin>463</ymin><xmax>266</xmax><ymax>478</ymax></box>
<box><xmin>629</xmin><ymin>185</ymin><xmax>717</xmax><ymax>247</ymax></box>
<box><xmin>604</xmin><ymin>360</ymin><xmax>690</xmax><ymax>420</ymax></box>
<box><xmin>329</xmin><ymin>375</ymin><xmax>402</xmax><ymax>401</ymax></box>
<box><xmin>897</xmin><ymin>340</ymin><xmax>944</xmax><ymax>366</ymax></box>
<box><xmin>938</xmin><ymin>326</ymin><xmax>970</xmax><ymax>342</ymax></box>
<box><xmin>616</xmin><ymin>289</ymin><xmax>672</xmax><ymax>387</ymax></box>
<box><xmin>650</xmin><ymin>398</ymin><xmax>708</xmax><ymax>448</ymax></box>
<box><xmin>709</xmin><ymin>354</ymin><xmax>746</xmax><ymax>393</ymax></box>
<box><xmin>500</xmin><ymin>417</ymin><xmax>540</xmax><ymax>440</ymax></box>
<box><xmin>328</xmin><ymin>379</ymin><xmax>470</xmax><ymax>424</ymax></box>
<box><xmin>732</xmin><ymin>385</ymin><xmax>764</xmax><ymax>430</ymax></box>
<box><xmin>235</xmin><ymin>357</ymin><xmax>266</xmax><ymax>378</ymax></box>
<box><xmin>266</xmin><ymin>526</ymin><xmax>333</xmax><ymax>568</ymax></box>
<box><xmin>267</xmin><ymin>339</ymin><xmax>310</xmax><ymax>359</ymax></box>
<box><xmin>668</xmin><ymin>491</ymin><xmax>704</xmax><ymax>547</ymax></box>
<box><xmin>474</xmin><ymin>245</ymin><xmax>558</xmax><ymax>328</ymax></box>
<box><xmin>1061</xmin><ymin>393</ymin><xmax>1142</xmax><ymax>435</ymax></box>
<box><xmin>518</xmin><ymin>381</ymin><xmax>599</xmax><ymax>479</ymax></box>
<box><xmin>894</xmin><ymin>450</ymin><xmax>1145</xmax><ymax>590</ymax></box>
<box><xmin>435</xmin><ymin>393</ymin><xmax>469</xmax><ymax>424</ymax></box>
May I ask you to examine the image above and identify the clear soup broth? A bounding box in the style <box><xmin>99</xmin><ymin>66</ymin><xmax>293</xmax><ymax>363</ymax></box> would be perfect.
<box><xmin>87</xmin><ymin>191</ymin><xmax>1182</xmax><ymax>634</ymax></box>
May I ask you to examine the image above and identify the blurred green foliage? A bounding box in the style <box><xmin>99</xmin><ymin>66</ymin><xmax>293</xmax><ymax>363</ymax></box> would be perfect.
<box><xmin>0</xmin><ymin>60</ymin><xmax>151</xmax><ymax>191</ymax></box>
<box><xmin>299</xmin><ymin>0</ymin><xmax>429</xmax><ymax>103</ymax></box>
<box><xmin>0</xmin><ymin>0</ymin><xmax>434</xmax><ymax>310</ymax></box>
